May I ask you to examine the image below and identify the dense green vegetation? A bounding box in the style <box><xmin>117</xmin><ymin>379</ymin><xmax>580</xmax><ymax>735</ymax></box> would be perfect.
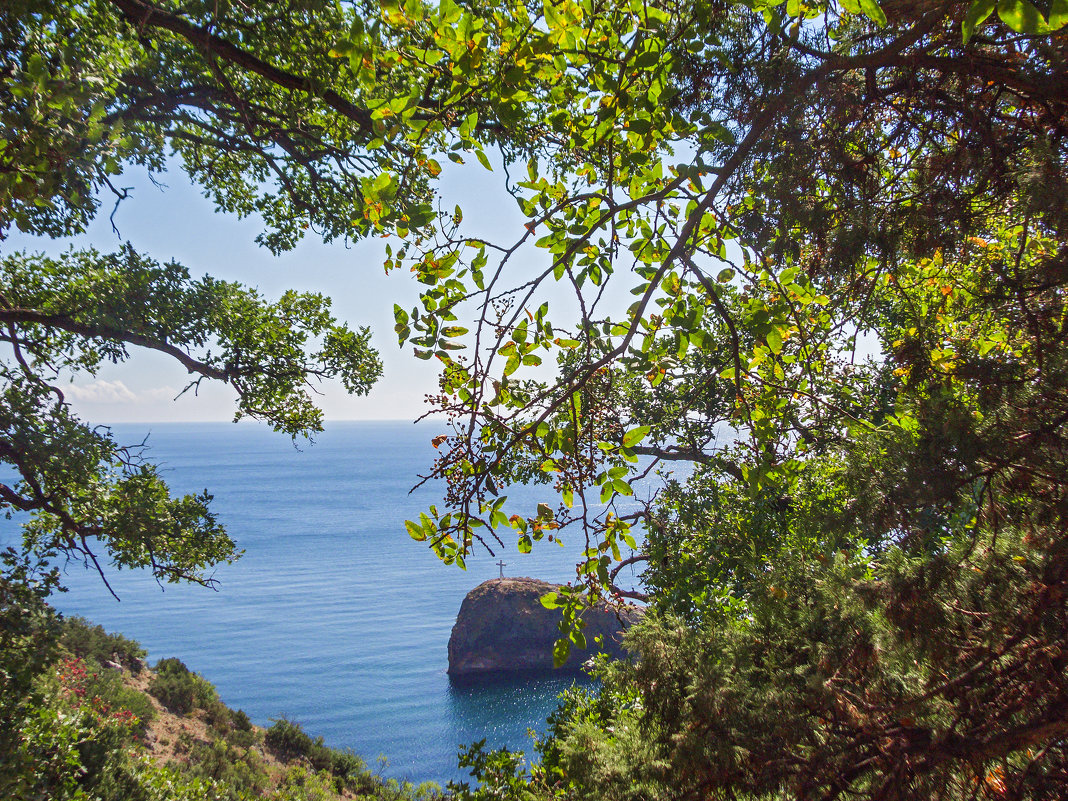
<box><xmin>4</xmin><ymin>0</ymin><xmax>1068</xmax><ymax>799</ymax></box>
<box><xmin>0</xmin><ymin>608</ymin><xmax>441</xmax><ymax>801</ymax></box>
<box><xmin>1</xmin><ymin>0</ymin><xmax>386</xmax><ymax>597</ymax></box>
<box><xmin>381</xmin><ymin>1</ymin><xmax>1068</xmax><ymax>798</ymax></box>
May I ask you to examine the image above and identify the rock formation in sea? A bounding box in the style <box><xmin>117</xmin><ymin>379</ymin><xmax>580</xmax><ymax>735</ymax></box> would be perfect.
<box><xmin>447</xmin><ymin>576</ymin><xmax>642</xmax><ymax>679</ymax></box>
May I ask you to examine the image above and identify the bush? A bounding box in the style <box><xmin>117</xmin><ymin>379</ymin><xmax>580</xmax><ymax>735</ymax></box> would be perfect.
<box><xmin>265</xmin><ymin>718</ymin><xmax>378</xmax><ymax>793</ymax></box>
<box><xmin>149</xmin><ymin>658</ymin><xmax>216</xmax><ymax>715</ymax></box>
<box><xmin>224</xmin><ymin>709</ymin><xmax>257</xmax><ymax>748</ymax></box>
<box><xmin>275</xmin><ymin>765</ymin><xmax>340</xmax><ymax>801</ymax></box>
<box><xmin>84</xmin><ymin>665</ymin><xmax>156</xmax><ymax>732</ymax></box>
<box><xmin>154</xmin><ymin>657</ymin><xmax>190</xmax><ymax>677</ymax></box>
<box><xmin>182</xmin><ymin>739</ymin><xmax>269</xmax><ymax>800</ymax></box>
<box><xmin>265</xmin><ymin>717</ymin><xmax>315</xmax><ymax>762</ymax></box>
<box><xmin>225</xmin><ymin>726</ymin><xmax>257</xmax><ymax>750</ymax></box>
<box><xmin>149</xmin><ymin>672</ymin><xmax>196</xmax><ymax>714</ymax></box>
<box><xmin>204</xmin><ymin>698</ymin><xmax>231</xmax><ymax>731</ymax></box>
<box><xmin>61</xmin><ymin>617</ymin><xmax>146</xmax><ymax>673</ymax></box>
<box><xmin>231</xmin><ymin>708</ymin><xmax>252</xmax><ymax>731</ymax></box>
<box><xmin>326</xmin><ymin>749</ymin><xmax>376</xmax><ymax>795</ymax></box>
<box><xmin>0</xmin><ymin>556</ymin><xmax>61</xmax><ymax>765</ymax></box>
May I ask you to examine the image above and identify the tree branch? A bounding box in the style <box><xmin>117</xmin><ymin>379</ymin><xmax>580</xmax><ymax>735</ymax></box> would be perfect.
<box><xmin>0</xmin><ymin>309</ymin><xmax>229</xmax><ymax>382</ymax></box>
<box><xmin>109</xmin><ymin>0</ymin><xmax>374</xmax><ymax>131</ymax></box>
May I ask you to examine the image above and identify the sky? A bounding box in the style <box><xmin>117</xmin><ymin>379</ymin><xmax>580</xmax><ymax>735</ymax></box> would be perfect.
<box><xmin>5</xmin><ymin>156</ymin><xmax>532</xmax><ymax>424</ymax></box>
<box><xmin>6</xmin><ymin>151</ymin><xmax>883</xmax><ymax>429</ymax></box>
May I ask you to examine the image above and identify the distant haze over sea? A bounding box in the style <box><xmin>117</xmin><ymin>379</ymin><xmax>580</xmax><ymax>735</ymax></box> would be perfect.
<box><xmin>1</xmin><ymin>421</ymin><xmax>656</xmax><ymax>783</ymax></box>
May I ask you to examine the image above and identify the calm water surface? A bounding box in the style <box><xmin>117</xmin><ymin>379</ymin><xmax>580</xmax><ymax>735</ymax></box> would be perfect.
<box><xmin>1</xmin><ymin>421</ymin><xmax>653</xmax><ymax>784</ymax></box>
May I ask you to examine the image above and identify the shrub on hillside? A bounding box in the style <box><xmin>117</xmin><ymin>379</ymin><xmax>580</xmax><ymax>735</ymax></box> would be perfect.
<box><xmin>149</xmin><ymin>657</ymin><xmax>217</xmax><ymax>715</ymax></box>
<box><xmin>182</xmin><ymin>738</ymin><xmax>269</xmax><ymax>800</ymax></box>
<box><xmin>84</xmin><ymin>664</ymin><xmax>156</xmax><ymax>731</ymax></box>
<box><xmin>265</xmin><ymin>718</ymin><xmax>379</xmax><ymax>794</ymax></box>
<box><xmin>149</xmin><ymin>671</ymin><xmax>195</xmax><ymax>714</ymax></box>
<box><xmin>231</xmin><ymin>708</ymin><xmax>252</xmax><ymax>731</ymax></box>
<box><xmin>224</xmin><ymin>708</ymin><xmax>257</xmax><ymax>748</ymax></box>
<box><xmin>265</xmin><ymin>717</ymin><xmax>315</xmax><ymax>762</ymax></box>
<box><xmin>204</xmin><ymin>697</ymin><xmax>232</xmax><ymax>731</ymax></box>
<box><xmin>61</xmin><ymin>617</ymin><xmax>146</xmax><ymax>673</ymax></box>
<box><xmin>225</xmin><ymin>726</ymin><xmax>258</xmax><ymax>750</ymax></box>
<box><xmin>0</xmin><ymin>555</ymin><xmax>61</xmax><ymax>773</ymax></box>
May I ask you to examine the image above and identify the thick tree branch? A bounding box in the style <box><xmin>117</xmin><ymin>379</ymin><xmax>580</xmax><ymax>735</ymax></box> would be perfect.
<box><xmin>0</xmin><ymin>309</ymin><xmax>229</xmax><ymax>382</ymax></box>
<box><xmin>109</xmin><ymin>0</ymin><xmax>375</xmax><ymax>131</ymax></box>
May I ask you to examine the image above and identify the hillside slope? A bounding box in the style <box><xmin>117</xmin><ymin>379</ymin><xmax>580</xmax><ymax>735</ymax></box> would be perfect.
<box><xmin>2</xmin><ymin>614</ymin><xmax>442</xmax><ymax>801</ymax></box>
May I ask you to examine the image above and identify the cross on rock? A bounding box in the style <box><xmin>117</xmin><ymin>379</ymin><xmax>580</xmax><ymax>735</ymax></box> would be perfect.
<box><xmin>496</xmin><ymin>559</ymin><xmax>506</xmax><ymax>578</ymax></box>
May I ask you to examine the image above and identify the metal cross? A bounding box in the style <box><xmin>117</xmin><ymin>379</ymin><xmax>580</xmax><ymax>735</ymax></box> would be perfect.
<box><xmin>496</xmin><ymin>559</ymin><xmax>506</xmax><ymax>578</ymax></box>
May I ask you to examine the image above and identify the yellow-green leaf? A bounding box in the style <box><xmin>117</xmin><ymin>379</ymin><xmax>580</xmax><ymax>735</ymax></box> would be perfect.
<box><xmin>858</xmin><ymin>0</ymin><xmax>887</xmax><ymax>25</ymax></box>
<box><xmin>997</xmin><ymin>0</ymin><xmax>1046</xmax><ymax>31</ymax></box>
<box><xmin>767</xmin><ymin>328</ymin><xmax>783</xmax><ymax>355</ymax></box>
<box><xmin>622</xmin><ymin>425</ymin><xmax>651</xmax><ymax>447</ymax></box>
<box><xmin>963</xmin><ymin>0</ymin><xmax>997</xmax><ymax>42</ymax></box>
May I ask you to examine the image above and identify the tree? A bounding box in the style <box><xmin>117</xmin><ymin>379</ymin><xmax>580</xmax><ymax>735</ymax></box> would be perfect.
<box><xmin>3</xmin><ymin>0</ymin><xmax>592</xmax><ymax>594</ymax></box>
<box><xmin>0</xmin><ymin>0</ymin><xmax>461</xmax><ymax>591</ymax></box>
<box><xmin>374</xmin><ymin>0</ymin><xmax>1068</xmax><ymax>797</ymax></box>
<box><xmin>6</xmin><ymin>0</ymin><xmax>1068</xmax><ymax>796</ymax></box>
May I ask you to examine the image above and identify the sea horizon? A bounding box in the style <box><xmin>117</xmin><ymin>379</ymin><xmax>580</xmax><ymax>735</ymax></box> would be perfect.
<box><xmin>1</xmin><ymin>420</ymin><xmax>651</xmax><ymax>783</ymax></box>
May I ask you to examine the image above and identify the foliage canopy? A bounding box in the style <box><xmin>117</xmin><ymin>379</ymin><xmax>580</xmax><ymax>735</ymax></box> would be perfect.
<box><xmin>0</xmin><ymin>0</ymin><xmax>403</xmax><ymax>592</ymax></box>
<box><xmin>4</xmin><ymin>0</ymin><xmax>1068</xmax><ymax>798</ymax></box>
<box><xmin>374</xmin><ymin>0</ymin><xmax>1068</xmax><ymax>797</ymax></box>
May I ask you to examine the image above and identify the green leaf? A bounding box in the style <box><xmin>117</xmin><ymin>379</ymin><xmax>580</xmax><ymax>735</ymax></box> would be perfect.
<box><xmin>1050</xmin><ymin>0</ymin><xmax>1068</xmax><ymax>27</ymax></box>
<box><xmin>475</xmin><ymin>149</ymin><xmax>493</xmax><ymax>171</ymax></box>
<box><xmin>766</xmin><ymin>328</ymin><xmax>783</xmax><ymax>354</ymax></box>
<box><xmin>540</xmin><ymin>591</ymin><xmax>560</xmax><ymax>609</ymax></box>
<box><xmin>405</xmin><ymin>520</ymin><xmax>426</xmax><ymax>541</ymax></box>
<box><xmin>858</xmin><ymin>0</ymin><xmax>888</xmax><ymax>25</ymax></box>
<box><xmin>997</xmin><ymin>0</ymin><xmax>1045</xmax><ymax>31</ymax></box>
<box><xmin>622</xmin><ymin>425</ymin><xmax>651</xmax><ymax>447</ymax></box>
<box><xmin>963</xmin><ymin>0</ymin><xmax>997</xmax><ymax>41</ymax></box>
<box><xmin>552</xmin><ymin>637</ymin><xmax>570</xmax><ymax>667</ymax></box>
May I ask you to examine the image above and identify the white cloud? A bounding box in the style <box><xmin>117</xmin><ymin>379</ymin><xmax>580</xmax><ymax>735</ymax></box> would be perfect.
<box><xmin>143</xmin><ymin>386</ymin><xmax>182</xmax><ymax>401</ymax></box>
<box><xmin>65</xmin><ymin>379</ymin><xmax>138</xmax><ymax>404</ymax></box>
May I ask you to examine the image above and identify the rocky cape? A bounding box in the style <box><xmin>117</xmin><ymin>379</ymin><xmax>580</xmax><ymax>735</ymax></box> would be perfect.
<box><xmin>447</xmin><ymin>577</ymin><xmax>642</xmax><ymax>679</ymax></box>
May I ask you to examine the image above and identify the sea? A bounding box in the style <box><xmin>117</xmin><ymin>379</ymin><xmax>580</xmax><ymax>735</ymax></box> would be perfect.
<box><xmin>0</xmin><ymin>421</ymin><xmax>659</xmax><ymax>785</ymax></box>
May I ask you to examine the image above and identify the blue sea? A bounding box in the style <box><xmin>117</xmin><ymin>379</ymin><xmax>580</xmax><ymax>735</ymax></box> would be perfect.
<box><xmin>0</xmin><ymin>421</ymin><xmax>656</xmax><ymax>784</ymax></box>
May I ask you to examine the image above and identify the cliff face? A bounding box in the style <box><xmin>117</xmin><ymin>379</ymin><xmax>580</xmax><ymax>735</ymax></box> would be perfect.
<box><xmin>447</xmin><ymin>577</ymin><xmax>642</xmax><ymax>679</ymax></box>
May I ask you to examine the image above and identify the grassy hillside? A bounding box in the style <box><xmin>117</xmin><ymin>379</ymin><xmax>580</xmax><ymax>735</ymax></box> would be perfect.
<box><xmin>2</xmin><ymin>612</ymin><xmax>442</xmax><ymax>801</ymax></box>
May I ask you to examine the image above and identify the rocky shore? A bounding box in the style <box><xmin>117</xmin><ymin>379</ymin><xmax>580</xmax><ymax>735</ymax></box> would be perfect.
<box><xmin>447</xmin><ymin>577</ymin><xmax>642</xmax><ymax>679</ymax></box>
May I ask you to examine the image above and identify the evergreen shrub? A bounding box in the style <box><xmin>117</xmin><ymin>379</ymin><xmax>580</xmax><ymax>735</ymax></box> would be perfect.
<box><xmin>84</xmin><ymin>664</ymin><xmax>156</xmax><ymax>731</ymax></box>
<box><xmin>265</xmin><ymin>718</ymin><xmax>377</xmax><ymax>793</ymax></box>
<box><xmin>183</xmin><ymin>738</ymin><xmax>269</xmax><ymax>800</ymax></box>
<box><xmin>149</xmin><ymin>657</ymin><xmax>216</xmax><ymax>714</ymax></box>
<box><xmin>265</xmin><ymin>717</ymin><xmax>315</xmax><ymax>762</ymax></box>
<box><xmin>61</xmin><ymin>616</ymin><xmax>147</xmax><ymax>672</ymax></box>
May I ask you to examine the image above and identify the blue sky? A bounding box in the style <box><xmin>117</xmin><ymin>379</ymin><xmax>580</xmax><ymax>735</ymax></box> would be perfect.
<box><xmin>5</xmin><ymin>156</ymin><xmax>532</xmax><ymax>424</ymax></box>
